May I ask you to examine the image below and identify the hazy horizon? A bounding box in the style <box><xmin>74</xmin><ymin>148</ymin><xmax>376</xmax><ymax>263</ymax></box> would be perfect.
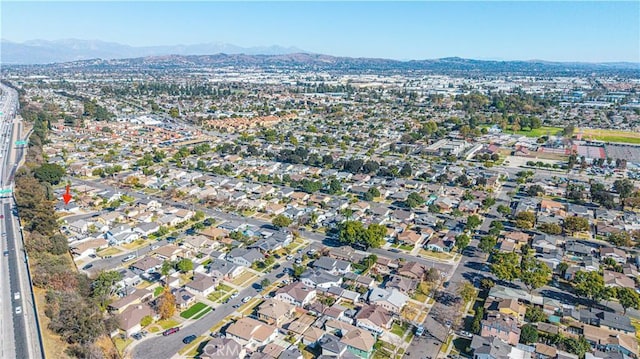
<box><xmin>2</xmin><ymin>1</ymin><xmax>639</xmax><ymax>63</ymax></box>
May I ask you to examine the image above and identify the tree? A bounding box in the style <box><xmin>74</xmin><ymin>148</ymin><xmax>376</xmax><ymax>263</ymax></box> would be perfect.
<box><xmin>471</xmin><ymin>307</ymin><xmax>484</xmax><ymax>334</ymax></box>
<box><xmin>607</xmin><ymin>231</ymin><xmax>631</xmax><ymax>247</ymax></box>
<box><xmin>161</xmin><ymin>260</ymin><xmax>173</xmax><ymax>279</ymax></box>
<box><xmin>176</xmin><ymin>258</ymin><xmax>194</xmax><ymax>273</ymax></box>
<box><xmin>405</xmin><ymin>192</ymin><xmax>424</xmax><ymax>208</ymax></box>
<box><xmin>525</xmin><ymin>305</ymin><xmax>546</xmax><ymax>323</ymax></box>
<box><xmin>573</xmin><ymin>270</ymin><xmax>605</xmax><ymax>302</ymax></box>
<box><xmin>538</xmin><ymin>223</ymin><xmax>562</xmax><ymax>235</ymax></box>
<box><xmin>497</xmin><ymin>204</ymin><xmax>511</xmax><ymax>217</ymax></box>
<box><xmin>563</xmin><ymin>216</ymin><xmax>589</xmax><ymax>235</ymax></box>
<box><xmin>613</xmin><ymin>179</ymin><xmax>634</xmax><ymax>199</ymax></box>
<box><xmin>479</xmin><ymin>235</ymin><xmax>497</xmax><ymax>255</ymax></box>
<box><xmin>515</xmin><ymin>211</ymin><xmax>536</xmax><ymax>229</ymax></box>
<box><xmin>561</xmin><ymin>336</ymin><xmax>590</xmax><ymax>358</ymax></box>
<box><xmin>455</xmin><ymin>234</ymin><xmax>470</xmax><ymax>253</ymax></box>
<box><xmin>490</xmin><ymin>252</ymin><xmax>521</xmax><ymax>281</ymax></box>
<box><xmin>458</xmin><ymin>282</ymin><xmax>476</xmax><ymax>303</ymax></box>
<box><xmin>519</xmin><ymin>324</ymin><xmax>539</xmax><ymax>344</ymax></box>
<box><xmin>328</xmin><ymin>179</ymin><xmax>342</xmax><ymax>195</ymax></box>
<box><xmin>465</xmin><ymin>215</ymin><xmax>482</xmax><ymax>231</ymax></box>
<box><xmin>140</xmin><ymin>315</ymin><xmax>153</xmax><ymax>327</ymax></box>
<box><xmin>363</xmin><ymin>223</ymin><xmax>386</xmax><ymax>248</ymax></box>
<box><xmin>482</xmin><ymin>197</ymin><xmax>496</xmax><ymax>210</ymax></box>
<box><xmin>260</xmin><ymin>278</ymin><xmax>271</xmax><ymax>289</ymax></box>
<box><xmin>480</xmin><ymin>278</ymin><xmax>495</xmax><ymax>290</ymax></box>
<box><xmin>616</xmin><ymin>287</ymin><xmax>640</xmax><ymax>314</ymax></box>
<box><xmin>556</xmin><ymin>262</ymin><xmax>569</xmax><ymax>277</ymax></box>
<box><xmin>157</xmin><ymin>286</ymin><xmax>176</xmax><ymax>319</ymax></box>
<box><xmin>193</xmin><ymin>210</ymin><xmax>205</xmax><ymax>221</ymax></box>
<box><xmin>399</xmin><ymin>163</ymin><xmax>412</xmax><ymax>177</ymax></box>
<box><xmin>272</xmin><ymin>214</ymin><xmax>293</xmax><ymax>228</ymax></box>
<box><xmin>33</xmin><ymin>163</ymin><xmax>66</xmax><ymax>185</ymax></box>
<box><xmin>520</xmin><ymin>256</ymin><xmax>551</xmax><ymax>293</ymax></box>
<box><xmin>91</xmin><ymin>270</ymin><xmax>123</xmax><ymax>310</ymax></box>
<box><xmin>292</xmin><ymin>265</ymin><xmax>305</xmax><ymax>278</ymax></box>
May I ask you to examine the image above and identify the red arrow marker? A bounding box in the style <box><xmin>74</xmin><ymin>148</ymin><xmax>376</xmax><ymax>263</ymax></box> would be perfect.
<box><xmin>63</xmin><ymin>184</ymin><xmax>72</xmax><ymax>205</ymax></box>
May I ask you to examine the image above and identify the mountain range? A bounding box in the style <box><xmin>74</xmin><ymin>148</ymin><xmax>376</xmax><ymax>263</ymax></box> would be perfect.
<box><xmin>1</xmin><ymin>39</ymin><xmax>638</xmax><ymax>76</ymax></box>
<box><xmin>0</xmin><ymin>39</ymin><xmax>305</xmax><ymax>64</ymax></box>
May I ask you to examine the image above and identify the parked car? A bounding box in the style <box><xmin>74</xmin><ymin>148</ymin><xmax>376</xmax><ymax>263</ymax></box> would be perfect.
<box><xmin>230</xmin><ymin>292</ymin><xmax>238</xmax><ymax>299</ymax></box>
<box><xmin>122</xmin><ymin>254</ymin><xmax>137</xmax><ymax>262</ymax></box>
<box><xmin>242</xmin><ymin>296</ymin><xmax>251</xmax><ymax>303</ymax></box>
<box><xmin>286</xmin><ymin>255</ymin><xmax>293</xmax><ymax>261</ymax></box>
<box><xmin>13</xmin><ymin>292</ymin><xmax>20</xmax><ymax>300</ymax></box>
<box><xmin>163</xmin><ymin>327</ymin><xmax>180</xmax><ymax>336</ymax></box>
<box><xmin>182</xmin><ymin>335</ymin><xmax>197</xmax><ymax>344</ymax></box>
<box><xmin>15</xmin><ymin>306</ymin><xmax>22</xmax><ymax>315</ymax></box>
<box><xmin>82</xmin><ymin>264</ymin><xmax>93</xmax><ymax>270</ymax></box>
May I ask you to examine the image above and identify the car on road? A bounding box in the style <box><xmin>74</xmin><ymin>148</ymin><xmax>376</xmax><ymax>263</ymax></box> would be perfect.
<box><xmin>163</xmin><ymin>327</ymin><xmax>180</xmax><ymax>336</ymax></box>
<box><xmin>286</xmin><ymin>255</ymin><xmax>293</xmax><ymax>261</ymax></box>
<box><xmin>230</xmin><ymin>292</ymin><xmax>238</xmax><ymax>299</ymax></box>
<box><xmin>182</xmin><ymin>335</ymin><xmax>197</xmax><ymax>344</ymax></box>
<box><xmin>458</xmin><ymin>331</ymin><xmax>472</xmax><ymax>338</ymax></box>
<box><xmin>294</xmin><ymin>258</ymin><xmax>302</xmax><ymax>264</ymax></box>
<box><xmin>150</xmin><ymin>244</ymin><xmax>159</xmax><ymax>250</ymax></box>
<box><xmin>14</xmin><ymin>292</ymin><xmax>20</xmax><ymax>300</ymax></box>
<box><xmin>82</xmin><ymin>264</ymin><xmax>93</xmax><ymax>270</ymax></box>
<box><xmin>15</xmin><ymin>306</ymin><xmax>22</xmax><ymax>315</ymax></box>
<box><xmin>132</xmin><ymin>333</ymin><xmax>143</xmax><ymax>340</ymax></box>
<box><xmin>3</xmin><ymin>250</ymin><xmax>8</xmax><ymax>256</ymax></box>
<box><xmin>122</xmin><ymin>254</ymin><xmax>137</xmax><ymax>262</ymax></box>
<box><xmin>241</xmin><ymin>296</ymin><xmax>251</xmax><ymax>303</ymax></box>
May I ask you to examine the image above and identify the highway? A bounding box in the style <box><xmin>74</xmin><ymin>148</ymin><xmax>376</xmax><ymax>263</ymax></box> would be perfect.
<box><xmin>0</xmin><ymin>83</ymin><xmax>45</xmax><ymax>359</ymax></box>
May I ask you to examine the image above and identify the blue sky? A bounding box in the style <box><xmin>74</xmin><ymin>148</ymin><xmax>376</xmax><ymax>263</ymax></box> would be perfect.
<box><xmin>2</xmin><ymin>1</ymin><xmax>638</xmax><ymax>62</ymax></box>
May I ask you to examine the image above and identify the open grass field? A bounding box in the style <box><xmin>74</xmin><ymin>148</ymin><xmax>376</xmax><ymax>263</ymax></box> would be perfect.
<box><xmin>513</xmin><ymin>126</ymin><xmax>563</xmax><ymax>137</ymax></box>
<box><xmin>180</xmin><ymin>302</ymin><xmax>209</xmax><ymax>319</ymax></box>
<box><xmin>577</xmin><ymin>128</ymin><xmax>640</xmax><ymax>144</ymax></box>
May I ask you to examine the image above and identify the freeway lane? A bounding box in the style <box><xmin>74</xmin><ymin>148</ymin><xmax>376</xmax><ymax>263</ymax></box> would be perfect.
<box><xmin>0</xmin><ymin>83</ymin><xmax>44</xmax><ymax>359</ymax></box>
<box><xmin>3</xmin><ymin>202</ymin><xmax>28</xmax><ymax>359</ymax></box>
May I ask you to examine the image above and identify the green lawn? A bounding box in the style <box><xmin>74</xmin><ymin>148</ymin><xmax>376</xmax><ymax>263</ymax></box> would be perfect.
<box><xmin>180</xmin><ymin>302</ymin><xmax>209</xmax><ymax>319</ymax></box>
<box><xmin>153</xmin><ymin>286</ymin><xmax>164</xmax><ymax>297</ymax></box>
<box><xmin>192</xmin><ymin>307</ymin><xmax>212</xmax><ymax>320</ymax></box>
<box><xmin>217</xmin><ymin>284</ymin><xmax>234</xmax><ymax>292</ymax></box>
<box><xmin>390</xmin><ymin>322</ymin><xmax>408</xmax><ymax>337</ymax></box>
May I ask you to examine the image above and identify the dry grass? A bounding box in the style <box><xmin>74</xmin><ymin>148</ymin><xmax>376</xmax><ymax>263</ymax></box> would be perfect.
<box><xmin>33</xmin><ymin>287</ymin><xmax>71</xmax><ymax>359</ymax></box>
<box><xmin>578</xmin><ymin>128</ymin><xmax>640</xmax><ymax>144</ymax></box>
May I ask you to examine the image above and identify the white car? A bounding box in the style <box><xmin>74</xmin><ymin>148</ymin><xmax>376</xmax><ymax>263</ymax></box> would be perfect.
<box><xmin>15</xmin><ymin>306</ymin><xmax>22</xmax><ymax>315</ymax></box>
<box><xmin>230</xmin><ymin>292</ymin><xmax>238</xmax><ymax>299</ymax></box>
<box><xmin>13</xmin><ymin>292</ymin><xmax>20</xmax><ymax>300</ymax></box>
<box><xmin>122</xmin><ymin>254</ymin><xmax>137</xmax><ymax>262</ymax></box>
<box><xmin>241</xmin><ymin>296</ymin><xmax>251</xmax><ymax>303</ymax></box>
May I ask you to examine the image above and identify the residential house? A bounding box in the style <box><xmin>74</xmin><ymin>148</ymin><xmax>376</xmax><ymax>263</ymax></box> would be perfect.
<box><xmin>600</xmin><ymin>247</ymin><xmax>627</xmax><ymax>265</ymax></box>
<box><xmin>257</xmin><ymin>298</ymin><xmax>295</xmax><ymax>327</ymax></box>
<box><xmin>397</xmin><ymin>261</ymin><xmax>425</xmax><ymax>280</ymax></box>
<box><xmin>172</xmin><ymin>287</ymin><xmax>196</xmax><ymax>309</ymax></box>
<box><xmin>225</xmin><ymin>317</ymin><xmax>277</xmax><ymax>348</ymax></box>
<box><xmin>325</xmin><ymin>320</ymin><xmax>376</xmax><ymax>359</ymax></box>
<box><xmin>301</xmin><ymin>269</ymin><xmax>343</xmax><ymax>289</ymax></box>
<box><xmin>185</xmin><ymin>273</ymin><xmax>219</xmax><ymax>296</ymax></box>
<box><xmin>153</xmin><ymin>244</ymin><xmax>185</xmax><ymax>261</ymax></box>
<box><xmin>385</xmin><ymin>275</ymin><xmax>418</xmax><ymax>295</ymax></box>
<box><xmin>425</xmin><ymin>236</ymin><xmax>454</xmax><ymax>252</ymax></box>
<box><xmin>312</xmin><ymin>256</ymin><xmax>352</xmax><ymax>275</ymax></box>
<box><xmin>367</xmin><ymin>287</ymin><xmax>409</xmax><ymax>314</ymax></box>
<box><xmin>116</xmin><ymin>303</ymin><xmax>158</xmax><ymax>337</ymax></box>
<box><xmin>108</xmin><ymin>289</ymin><xmax>153</xmax><ymax>314</ymax></box>
<box><xmin>134</xmin><ymin>222</ymin><xmax>160</xmax><ymax>238</ymax></box>
<box><xmin>129</xmin><ymin>256</ymin><xmax>163</xmax><ymax>275</ymax></box>
<box><xmin>480</xmin><ymin>313</ymin><xmax>521</xmax><ymax>345</ymax></box>
<box><xmin>70</xmin><ymin>238</ymin><xmax>108</xmax><ymax>259</ymax></box>
<box><xmin>355</xmin><ymin>304</ymin><xmax>393</xmax><ymax>335</ymax></box>
<box><xmin>603</xmin><ymin>270</ymin><xmax>636</xmax><ymax>289</ymax></box>
<box><xmin>201</xmin><ymin>338</ymin><xmax>246</xmax><ymax>359</ymax></box>
<box><xmin>226</xmin><ymin>248</ymin><xmax>264</xmax><ymax>268</ymax></box>
<box><xmin>275</xmin><ymin>282</ymin><xmax>317</xmax><ymax>307</ymax></box>
<box><xmin>207</xmin><ymin>258</ymin><xmax>243</xmax><ymax>281</ymax></box>
<box><xmin>397</xmin><ymin>230</ymin><xmax>425</xmax><ymax>249</ymax></box>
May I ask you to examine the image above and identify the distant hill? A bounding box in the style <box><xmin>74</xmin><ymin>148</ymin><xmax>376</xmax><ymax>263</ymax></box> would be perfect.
<box><xmin>0</xmin><ymin>39</ymin><xmax>305</xmax><ymax>64</ymax></box>
<box><xmin>1</xmin><ymin>39</ymin><xmax>638</xmax><ymax>76</ymax></box>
